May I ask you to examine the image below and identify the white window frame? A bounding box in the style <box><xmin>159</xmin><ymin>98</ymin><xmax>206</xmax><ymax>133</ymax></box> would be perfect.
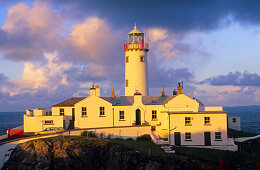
<box><xmin>44</xmin><ymin>120</ymin><xmax>53</xmax><ymax>125</ymax></box>
<box><xmin>100</xmin><ymin>107</ymin><xmax>105</xmax><ymax>116</ymax></box>
<box><xmin>215</xmin><ymin>132</ymin><xmax>222</xmax><ymax>140</ymax></box>
<box><xmin>185</xmin><ymin>117</ymin><xmax>191</xmax><ymax>126</ymax></box>
<box><xmin>185</xmin><ymin>132</ymin><xmax>191</xmax><ymax>141</ymax></box>
<box><xmin>204</xmin><ymin>117</ymin><xmax>210</xmax><ymax>125</ymax></box>
<box><xmin>82</xmin><ymin>107</ymin><xmax>87</xmax><ymax>117</ymax></box>
<box><xmin>152</xmin><ymin>110</ymin><xmax>157</xmax><ymax>120</ymax></box>
<box><xmin>60</xmin><ymin>108</ymin><xmax>64</xmax><ymax>116</ymax></box>
<box><xmin>140</xmin><ymin>56</ymin><xmax>144</xmax><ymax>62</ymax></box>
<box><xmin>119</xmin><ymin>111</ymin><xmax>124</xmax><ymax>120</ymax></box>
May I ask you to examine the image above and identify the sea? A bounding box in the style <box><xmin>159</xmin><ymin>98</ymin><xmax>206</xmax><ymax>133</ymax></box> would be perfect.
<box><xmin>0</xmin><ymin>106</ymin><xmax>259</xmax><ymax>135</ymax></box>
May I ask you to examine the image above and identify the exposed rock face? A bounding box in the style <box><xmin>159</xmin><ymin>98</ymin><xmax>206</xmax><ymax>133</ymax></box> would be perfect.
<box><xmin>2</xmin><ymin>138</ymin><xmax>198</xmax><ymax>170</ymax></box>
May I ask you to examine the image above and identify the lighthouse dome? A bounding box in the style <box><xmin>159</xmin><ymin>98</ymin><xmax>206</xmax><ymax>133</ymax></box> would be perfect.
<box><xmin>128</xmin><ymin>24</ymin><xmax>143</xmax><ymax>35</ymax></box>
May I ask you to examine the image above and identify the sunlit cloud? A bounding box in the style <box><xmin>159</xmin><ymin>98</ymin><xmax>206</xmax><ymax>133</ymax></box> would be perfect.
<box><xmin>1</xmin><ymin>0</ymin><xmax>64</xmax><ymax>61</ymax></box>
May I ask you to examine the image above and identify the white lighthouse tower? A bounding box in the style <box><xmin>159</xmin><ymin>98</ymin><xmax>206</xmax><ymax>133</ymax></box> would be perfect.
<box><xmin>124</xmin><ymin>24</ymin><xmax>149</xmax><ymax>96</ymax></box>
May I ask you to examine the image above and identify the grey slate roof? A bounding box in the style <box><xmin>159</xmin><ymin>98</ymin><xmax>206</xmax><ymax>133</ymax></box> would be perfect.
<box><xmin>52</xmin><ymin>97</ymin><xmax>86</xmax><ymax>107</ymax></box>
<box><xmin>52</xmin><ymin>95</ymin><xmax>176</xmax><ymax>107</ymax></box>
<box><xmin>101</xmin><ymin>95</ymin><xmax>176</xmax><ymax>106</ymax></box>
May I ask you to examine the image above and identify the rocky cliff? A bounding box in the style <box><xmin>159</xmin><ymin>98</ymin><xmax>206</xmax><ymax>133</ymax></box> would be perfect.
<box><xmin>2</xmin><ymin>137</ymin><xmax>200</xmax><ymax>170</ymax></box>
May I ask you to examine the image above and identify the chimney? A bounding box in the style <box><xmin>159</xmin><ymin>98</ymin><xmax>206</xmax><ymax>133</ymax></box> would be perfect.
<box><xmin>95</xmin><ymin>85</ymin><xmax>100</xmax><ymax>97</ymax></box>
<box><xmin>177</xmin><ymin>82</ymin><xmax>183</xmax><ymax>95</ymax></box>
<box><xmin>111</xmin><ymin>88</ymin><xmax>115</xmax><ymax>98</ymax></box>
<box><xmin>173</xmin><ymin>89</ymin><xmax>177</xmax><ymax>95</ymax></box>
<box><xmin>134</xmin><ymin>90</ymin><xmax>142</xmax><ymax>104</ymax></box>
<box><xmin>161</xmin><ymin>87</ymin><xmax>165</xmax><ymax>97</ymax></box>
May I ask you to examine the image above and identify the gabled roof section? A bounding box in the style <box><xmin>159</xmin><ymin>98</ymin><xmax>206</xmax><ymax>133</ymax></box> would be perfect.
<box><xmin>52</xmin><ymin>97</ymin><xmax>86</xmax><ymax>107</ymax></box>
<box><xmin>100</xmin><ymin>96</ymin><xmax>134</xmax><ymax>106</ymax></box>
<box><xmin>52</xmin><ymin>95</ymin><xmax>177</xmax><ymax>107</ymax></box>
<box><xmin>143</xmin><ymin>95</ymin><xmax>176</xmax><ymax>105</ymax></box>
<box><xmin>100</xmin><ymin>95</ymin><xmax>176</xmax><ymax>106</ymax></box>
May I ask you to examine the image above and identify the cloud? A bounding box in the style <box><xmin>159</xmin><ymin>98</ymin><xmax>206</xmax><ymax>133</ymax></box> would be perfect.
<box><xmin>17</xmin><ymin>51</ymin><xmax>71</xmax><ymax>90</ymax></box>
<box><xmin>0</xmin><ymin>73</ymin><xmax>8</xmax><ymax>82</ymax></box>
<box><xmin>149</xmin><ymin>66</ymin><xmax>194</xmax><ymax>88</ymax></box>
<box><xmin>2</xmin><ymin>51</ymin><xmax>71</xmax><ymax>96</ymax></box>
<box><xmin>0</xmin><ymin>0</ymin><xmax>64</xmax><ymax>61</ymax></box>
<box><xmin>148</xmin><ymin>28</ymin><xmax>197</xmax><ymax>60</ymax></box>
<box><xmin>70</xmin><ymin>17</ymin><xmax>116</xmax><ymax>61</ymax></box>
<box><xmin>200</xmin><ymin>71</ymin><xmax>260</xmax><ymax>86</ymax></box>
<box><xmin>51</xmin><ymin>0</ymin><xmax>260</xmax><ymax>32</ymax></box>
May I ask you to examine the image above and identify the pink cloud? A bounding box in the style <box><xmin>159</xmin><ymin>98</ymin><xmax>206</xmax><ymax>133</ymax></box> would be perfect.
<box><xmin>70</xmin><ymin>17</ymin><xmax>117</xmax><ymax>61</ymax></box>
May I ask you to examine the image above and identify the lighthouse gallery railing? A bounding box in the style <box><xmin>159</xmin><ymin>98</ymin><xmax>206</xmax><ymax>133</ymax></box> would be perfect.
<box><xmin>124</xmin><ymin>43</ymin><xmax>149</xmax><ymax>50</ymax></box>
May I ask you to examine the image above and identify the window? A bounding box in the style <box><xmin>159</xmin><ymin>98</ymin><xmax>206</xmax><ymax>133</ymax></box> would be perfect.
<box><xmin>152</xmin><ymin>110</ymin><xmax>157</xmax><ymax>120</ymax></box>
<box><xmin>125</xmin><ymin>80</ymin><xmax>129</xmax><ymax>87</ymax></box>
<box><xmin>119</xmin><ymin>111</ymin><xmax>124</xmax><ymax>120</ymax></box>
<box><xmin>140</xmin><ymin>56</ymin><xmax>144</xmax><ymax>62</ymax></box>
<box><xmin>185</xmin><ymin>132</ymin><xmax>191</xmax><ymax>140</ymax></box>
<box><xmin>185</xmin><ymin>117</ymin><xmax>191</xmax><ymax>126</ymax></box>
<box><xmin>60</xmin><ymin>109</ymin><xmax>64</xmax><ymax>116</ymax></box>
<box><xmin>215</xmin><ymin>132</ymin><xmax>222</xmax><ymax>140</ymax></box>
<box><xmin>82</xmin><ymin>107</ymin><xmax>87</xmax><ymax>117</ymax></box>
<box><xmin>204</xmin><ymin>117</ymin><xmax>210</xmax><ymax>125</ymax></box>
<box><xmin>46</xmin><ymin>111</ymin><xmax>52</xmax><ymax>116</ymax></box>
<box><xmin>44</xmin><ymin>120</ymin><xmax>53</xmax><ymax>125</ymax></box>
<box><xmin>100</xmin><ymin>107</ymin><xmax>105</xmax><ymax>116</ymax></box>
<box><xmin>126</xmin><ymin>56</ymin><xmax>129</xmax><ymax>63</ymax></box>
<box><xmin>232</xmin><ymin>118</ymin><xmax>236</xmax><ymax>123</ymax></box>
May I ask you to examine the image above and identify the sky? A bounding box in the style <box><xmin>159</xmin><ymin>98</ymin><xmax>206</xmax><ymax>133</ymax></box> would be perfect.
<box><xmin>0</xmin><ymin>0</ymin><xmax>260</xmax><ymax>111</ymax></box>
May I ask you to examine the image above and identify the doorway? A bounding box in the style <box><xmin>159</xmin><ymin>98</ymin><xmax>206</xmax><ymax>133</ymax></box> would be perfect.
<box><xmin>136</xmin><ymin>109</ymin><xmax>141</xmax><ymax>125</ymax></box>
<box><xmin>72</xmin><ymin>108</ymin><xmax>75</xmax><ymax>121</ymax></box>
<box><xmin>174</xmin><ymin>132</ymin><xmax>181</xmax><ymax>145</ymax></box>
<box><xmin>204</xmin><ymin>132</ymin><xmax>211</xmax><ymax>146</ymax></box>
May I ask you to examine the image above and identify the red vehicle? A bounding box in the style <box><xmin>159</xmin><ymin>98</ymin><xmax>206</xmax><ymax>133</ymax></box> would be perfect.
<box><xmin>7</xmin><ymin>128</ymin><xmax>24</xmax><ymax>137</ymax></box>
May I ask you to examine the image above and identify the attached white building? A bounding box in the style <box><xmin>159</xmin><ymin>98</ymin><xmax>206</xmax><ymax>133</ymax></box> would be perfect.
<box><xmin>227</xmin><ymin>116</ymin><xmax>241</xmax><ymax>131</ymax></box>
<box><xmin>24</xmin><ymin>25</ymin><xmax>234</xmax><ymax>149</ymax></box>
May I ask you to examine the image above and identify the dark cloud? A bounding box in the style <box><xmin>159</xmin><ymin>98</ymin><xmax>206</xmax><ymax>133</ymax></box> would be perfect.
<box><xmin>0</xmin><ymin>73</ymin><xmax>8</xmax><ymax>82</ymax></box>
<box><xmin>149</xmin><ymin>65</ymin><xmax>194</xmax><ymax>88</ymax></box>
<box><xmin>51</xmin><ymin>0</ymin><xmax>260</xmax><ymax>32</ymax></box>
<box><xmin>200</xmin><ymin>71</ymin><xmax>260</xmax><ymax>86</ymax></box>
<box><xmin>0</xmin><ymin>83</ymin><xmax>80</xmax><ymax>112</ymax></box>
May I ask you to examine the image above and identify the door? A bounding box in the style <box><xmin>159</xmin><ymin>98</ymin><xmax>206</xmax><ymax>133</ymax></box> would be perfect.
<box><xmin>136</xmin><ymin>109</ymin><xmax>141</xmax><ymax>125</ymax></box>
<box><xmin>72</xmin><ymin>108</ymin><xmax>75</xmax><ymax>121</ymax></box>
<box><xmin>63</xmin><ymin>120</ymin><xmax>66</xmax><ymax>129</ymax></box>
<box><xmin>174</xmin><ymin>132</ymin><xmax>181</xmax><ymax>146</ymax></box>
<box><xmin>204</xmin><ymin>132</ymin><xmax>211</xmax><ymax>146</ymax></box>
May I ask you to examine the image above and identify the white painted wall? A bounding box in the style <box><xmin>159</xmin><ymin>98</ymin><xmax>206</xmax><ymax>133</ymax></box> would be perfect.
<box><xmin>24</xmin><ymin>115</ymin><xmax>65</xmax><ymax>132</ymax></box>
<box><xmin>125</xmin><ymin>50</ymin><xmax>149</xmax><ymax>96</ymax></box>
<box><xmin>168</xmin><ymin>113</ymin><xmax>228</xmax><ymax>146</ymax></box>
<box><xmin>74</xmin><ymin>96</ymin><xmax>114</xmax><ymax>128</ymax></box>
<box><xmin>227</xmin><ymin>116</ymin><xmax>241</xmax><ymax>131</ymax></box>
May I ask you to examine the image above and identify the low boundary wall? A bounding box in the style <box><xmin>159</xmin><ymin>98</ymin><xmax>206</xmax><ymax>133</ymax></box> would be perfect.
<box><xmin>67</xmin><ymin>125</ymin><xmax>152</xmax><ymax>139</ymax></box>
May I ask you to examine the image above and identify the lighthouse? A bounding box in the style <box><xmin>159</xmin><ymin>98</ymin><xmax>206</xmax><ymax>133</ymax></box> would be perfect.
<box><xmin>124</xmin><ymin>24</ymin><xmax>149</xmax><ymax>96</ymax></box>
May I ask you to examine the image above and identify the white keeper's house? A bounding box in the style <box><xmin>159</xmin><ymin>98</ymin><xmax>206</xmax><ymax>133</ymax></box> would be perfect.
<box><xmin>24</xmin><ymin>24</ymin><xmax>235</xmax><ymax>148</ymax></box>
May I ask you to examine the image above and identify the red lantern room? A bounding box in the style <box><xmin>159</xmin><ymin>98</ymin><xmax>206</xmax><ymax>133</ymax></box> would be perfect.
<box><xmin>124</xmin><ymin>23</ymin><xmax>149</xmax><ymax>51</ymax></box>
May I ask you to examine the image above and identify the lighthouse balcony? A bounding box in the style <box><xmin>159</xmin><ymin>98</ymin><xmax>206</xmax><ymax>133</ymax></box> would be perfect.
<box><xmin>124</xmin><ymin>43</ymin><xmax>149</xmax><ymax>51</ymax></box>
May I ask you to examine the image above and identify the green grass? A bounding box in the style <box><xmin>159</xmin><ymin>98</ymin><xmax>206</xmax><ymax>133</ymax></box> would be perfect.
<box><xmin>173</xmin><ymin>146</ymin><xmax>231</xmax><ymax>165</ymax></box>
<box><xmin>109</xmin><ymin>138</ymin><xmax>167</xmax><ymax>158</ymax></box>
<box><xmin>228</xmin><ymin>128</ymin><xmax>259</xmax><ymax>138</ymax></box>
<box><xmin>236</xmin><ymin>142</ymin><xmax>260</xmax><ymax>168</ymax></box>
<box><xmin>39</xmin><ymin>136</ymin><xmax>166</xmax><ymax>158</ymax></box>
